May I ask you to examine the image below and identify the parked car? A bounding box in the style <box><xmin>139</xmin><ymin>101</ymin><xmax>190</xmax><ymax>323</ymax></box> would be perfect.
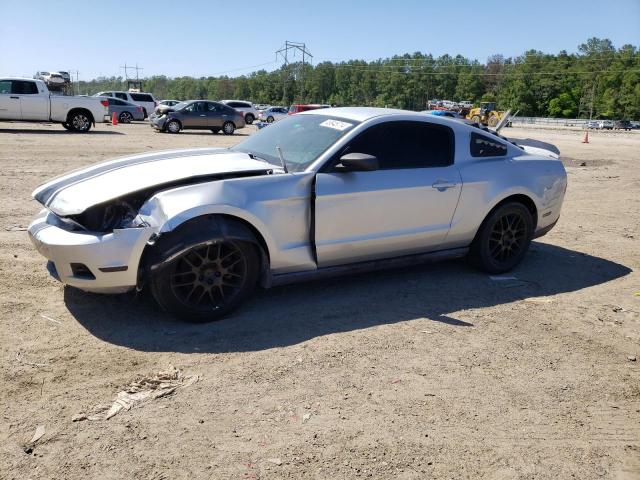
<box><xmin>259</xmin><ymin>106</ymin><xmax>288</xmax><ymax>123</ymax></box>
<box><xmin>288</xmin><ymin>104</ymin><xmax>331</xmax><ymax>115</ymax></box>
<box><xmin>440</xmin><ymin>100</ymin><xmax>457</xmax><ymax>109</ymax></box>
<box><xmin>93</xmin><ymin>91</ymin><xmax>157</xmax><ymax>118</ymax></box>
<box><xmin>614</xmin><ymin>120</ymin><xmax>632</xmax><ymax>131</ymax></box>
<box><xmin>0</xmin><ymin>77</ymin><xmax>108</xmax><ymax>132</ymax></box>
<box><xmin>586</xmin><ymin>120</ymin><xmax>600</xmax><ymax>129</ymax></box>
<box><xmin>219</xmin><ymin>100</ymin><xmax>258</xmax><ymax>125</ymax></box>
<box><xmin>150</xmin><ymin>100</ymin><xmax>245</xmax><ymax>134</ymax></box>
<box><xmin>254</xmin><ymin>103</ymin><xmax>270</xmax><ymax>111</ymax></box>
<box><xmin>598</xmin><ymin>120</ymin><xmax>614</xmax><ymax>130</ymax></box>
<box><xmin>103</xmin><ymin>97</ymin><xmax>144</xmax><ymax>123</ymax></box>
<box><xmin>422</xmin><ymin>110</ymin><xmax>463</xmax><ymax>119</ymax></box>
<box><xmin>157</xmin><ymin>100</ymin><xmax>181</xmax><ymax>109</ymax></box>
<box><xmin>459</xmin><ymin>101</ymin><xmax>473</xmax><ymax>109</ymax></box>
<box><xmin>28</xmin><ymin>107</ymin><xmax>566</xmax><ymax>322</ymax></box>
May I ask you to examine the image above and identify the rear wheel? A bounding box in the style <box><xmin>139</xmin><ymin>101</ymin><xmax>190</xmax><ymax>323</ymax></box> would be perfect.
<box><xmin>266</xmin><ymin>116</ymin><xmax>274</xmax><ymax>123</ymax></box>
<box><xmin>222</xmin><ymin>121</ymin><xmax>235</xmax><ymax>135</ymax></box>
<box><xmin>166</xmin><ymin>119</ymin><xmax>181</xmax><ymax>133</ymax></box>
<box><xmin>119</xmin><ymin>111</ymin><xmax>133</xmax><ymax>123</ymax></box>
<box><xmin>469</xmin><ymin>202</ymin><xmax>534</xmax><ymax>273</ymax></box>
<box><xmin>68</xmin><ymin>111</ymin><xmax>92</xmax><ymax>132</ymax></box>
<box><xmin>150</xmin><ymin>240</ymin><xmax>259</xmax><ymax>322</ymax></box>
<box><xmin>245</xmin><ymin>113</ymin><xmax>254</xmax><ymax>124</ymax></box>
<box><xmin>488</xmin><ymin>115</ymin><xmax>499</xmax><ymax>127</ymax></box>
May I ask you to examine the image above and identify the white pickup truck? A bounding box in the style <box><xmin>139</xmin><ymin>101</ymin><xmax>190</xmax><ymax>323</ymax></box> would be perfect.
<box><xmin>0</xmin><ymin>78</ymin><xmax>108</xmax><ymax>132</ymax></box>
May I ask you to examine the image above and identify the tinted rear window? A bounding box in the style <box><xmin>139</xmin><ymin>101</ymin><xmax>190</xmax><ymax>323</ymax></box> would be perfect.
<box><xmin>130</xmin><ymin>93</ymin><xmax>154</xmax><ymax>102</ymax></box>
<box><xmin>470</xmin><ymin>132</ymin><xmax>507</xmax><ymax>157</ymax></box>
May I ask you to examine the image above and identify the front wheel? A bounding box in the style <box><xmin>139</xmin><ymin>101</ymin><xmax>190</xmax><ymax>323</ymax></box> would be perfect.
<box><xmin>469</xmin><ymin>202</ymin><xmax>534</xmax><ymax>273</ymax></box>
<box><xmin>166</xmin><ymin>119</ymin><xmax>181</xmax><ymax>133</ymax></box>
<box><xmin>150</xmin><ymin>240</ymin><xmax>259</xmax><ymax>322</ymax></box>
<box><xmin>222</xmin><ymin>121</ymin><xmax>235</xmax><ymax>135</ymax></box>
<box><xmin>266</xmin><ymin>116</ymin><xmax>274</xmax><ymax>123</ymax></box>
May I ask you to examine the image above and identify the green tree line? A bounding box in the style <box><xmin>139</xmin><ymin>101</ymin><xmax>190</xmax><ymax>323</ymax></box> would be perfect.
<box><xmin>78</xmin><ymin>38</ymin><xmax>639</xmax><ymax>119</ymax></box>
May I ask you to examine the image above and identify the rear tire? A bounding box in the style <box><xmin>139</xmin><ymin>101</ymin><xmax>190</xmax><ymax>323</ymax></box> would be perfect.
<box><xmin>245</xmin><ymin>113</ymin><xmax>254</xmax><ymax>124</ymax></box>
<box><xmin>266</xmin><ymin>116</ymin><xmax>274</xmax><ymax>123</ymax></box>
<box><xmin>119</xmin><ymin>111</ymin><xmax>133</xmax><ymax>123</ymax></box>
<box><xmin>67</xmin><ymin>111</ymin><xmax>92</xmax><ymax>132</ymax></box>
<box><xmin>222</xmin><ymin>121</ymin><xmax>235</xmax><ymax>135</ymax></box>
<box><xmin>150</xmin><ymin>239</ymin><xmax>259</xmax><ymax>322</ymax></box>
<box><xmin>469</xmin><ymin>202</ymin><xmax>534</xmax><ymax>274</ymax></box>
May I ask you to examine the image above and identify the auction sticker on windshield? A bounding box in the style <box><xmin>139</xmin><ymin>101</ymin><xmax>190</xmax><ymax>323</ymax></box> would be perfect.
<box><xmin>319</xmin><ymin>119</ymin><xmax>353</xmax><ymax>131</ymax></box>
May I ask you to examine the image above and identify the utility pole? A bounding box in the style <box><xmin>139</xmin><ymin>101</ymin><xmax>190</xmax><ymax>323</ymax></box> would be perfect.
<box><xmin>276</xmin><ymin>41</ymin><xmax>312</xmax><ymax>104</ymax></box>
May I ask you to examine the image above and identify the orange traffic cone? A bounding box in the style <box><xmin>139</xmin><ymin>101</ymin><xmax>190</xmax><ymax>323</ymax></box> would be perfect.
<box><xmin>111</xmin><ymin>112</ymin><xmax>118</xmax><ymax>125</ymax></box>
<box><xmin>582</xmin><ymin>131</ymin><xmax>589</xmax><ymax>143</ymax></box>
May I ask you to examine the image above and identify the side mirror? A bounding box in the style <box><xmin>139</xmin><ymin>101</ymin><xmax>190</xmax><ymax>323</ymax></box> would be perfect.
<box><xmin>335</xmin><ymin>153</ymin><xmax>379</xmax><ymax>172</ymax></box>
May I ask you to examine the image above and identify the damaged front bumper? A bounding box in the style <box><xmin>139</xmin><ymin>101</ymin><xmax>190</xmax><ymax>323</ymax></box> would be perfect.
<box><xmin>28</xmin><ymin>209</ymin><xmax>155</xmax><ymax>294</ymax></box>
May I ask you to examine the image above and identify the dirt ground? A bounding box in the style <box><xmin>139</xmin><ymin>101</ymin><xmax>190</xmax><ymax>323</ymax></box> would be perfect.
<box><xmin>0</xmin><ymin>121</ymin><xmax>638</xmax><ymax>479</ymax></box>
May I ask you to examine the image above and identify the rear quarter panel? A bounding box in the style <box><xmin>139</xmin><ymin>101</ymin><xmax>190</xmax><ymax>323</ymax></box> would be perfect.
<box><xmin>445</xmin><ymin>153</ymin><xmax>567</xmax><ymax>247</ymax></box>
<box><xmin>50</xmin><ymin>96</ymin><xmax>108</xmax><ymax>123</ymax></box>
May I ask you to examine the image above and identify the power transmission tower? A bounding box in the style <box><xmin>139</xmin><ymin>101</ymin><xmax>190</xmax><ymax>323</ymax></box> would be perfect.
<box><xmin>276</xmin><ymin>41</ymin><xmax>312</xmax><ymax>104</ymax></box>
<box><xmin>120</xmin><ymin>62</ymin><xmax>144</xmax><ymax>91</ymax></box>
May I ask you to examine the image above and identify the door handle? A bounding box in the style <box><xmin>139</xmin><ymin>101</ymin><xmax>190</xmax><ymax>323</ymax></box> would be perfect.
<box><xmin>10</xmin><ymin>96</ymin><xmax>19</xmax><ymax>99</ymax></box>
<box><xmin>432</xmin><ymin>180</ymin><xmax>457</xmax><ymax>191</ymax></box>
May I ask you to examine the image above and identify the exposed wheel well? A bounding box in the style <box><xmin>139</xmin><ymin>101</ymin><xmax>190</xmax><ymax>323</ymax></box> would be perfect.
<box><xmin>66</xmin><ymin>108</ymin><xmax>95</xmax><ymax>125</ymax></box>
<box><xmin>138</xmin><ymin>213</ymin><xmax>271</xmax><ymax>289</ymax></box>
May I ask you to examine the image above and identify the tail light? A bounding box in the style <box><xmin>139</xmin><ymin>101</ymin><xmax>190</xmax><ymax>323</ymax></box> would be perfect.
<box><xmin>100</xmin><ymin>100</ymin><xmax>109</xmax><ymax>107</ymax></box>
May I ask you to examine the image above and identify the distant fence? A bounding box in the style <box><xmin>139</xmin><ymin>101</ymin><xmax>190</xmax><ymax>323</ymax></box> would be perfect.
<box><xmin>511</xmin><ymin>116</ymin><xmax>590</xmax><ymax>127</ymax></box>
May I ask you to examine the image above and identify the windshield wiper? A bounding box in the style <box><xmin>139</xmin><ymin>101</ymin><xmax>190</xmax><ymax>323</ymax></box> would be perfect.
<box><xmin>276</xmin><ymin>146</ymin><xmax>289</xmax><ymax>173</ymax></box>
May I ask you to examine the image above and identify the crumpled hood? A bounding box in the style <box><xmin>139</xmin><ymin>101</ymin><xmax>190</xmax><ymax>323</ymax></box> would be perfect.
<box><xmin>33</xmin><ymin>148</ymin><xmax>273</xmax><ymax>216</ymax></box>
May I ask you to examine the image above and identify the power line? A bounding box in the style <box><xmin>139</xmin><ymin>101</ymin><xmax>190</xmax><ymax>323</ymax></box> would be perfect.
<box><xmin>276</xmin><ymin>41</ymin><xmax>313</xmax><ymax>103</ymax></box>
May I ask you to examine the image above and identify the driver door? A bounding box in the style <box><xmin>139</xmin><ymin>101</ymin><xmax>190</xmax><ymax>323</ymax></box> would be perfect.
<box><xmin>181</xmin><ymin>101</ymin><xmax>207</xmax><ymax>128</ymax></box>
<box><xmin>314</xmin><ymin>121</ymin><xmax>462</xmax><ymax>267</ymax></box>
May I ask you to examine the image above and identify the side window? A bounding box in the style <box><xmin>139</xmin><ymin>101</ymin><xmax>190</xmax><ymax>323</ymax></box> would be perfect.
<box><xmin>131</xmin><ymin>93</ymin><xmax>153</xmax><ymax>102</ymax></box>
<box><xmin>0</xmin><ymin>80</ymin><xmax>11</xmax><ymax>94</ymax></box>
<box><xmin>206</xmin><ymin>102</ymin><xmax>221</xmax><ymax>112</ymax></box>
<box><xmin>470</xmin><ymin>132</ymin><xmax>507</xmax><ymax>157</ymax></box>
<box><xmin>184</xmin><ymin>103</ymin><xmax>196</xmax><ymax>112</ymax></box>
<box><xmin>12</xmin><ymin>81</ymin><xmax>39</xmax><ymax>94</ymax></box>
<box><xmin>115</xmin><ymin>92</ymin><xmax>127</xmax><ymax>100</ymax></box>
<box><xmin>107</xmin><ymin>98</ymin><xmax>116</xmax><ymax>105</ymax></box>
<box><xmin>341</xmin><ymin>121</ymin><xmax>454</xmax><ymax>170</ymax></box>
<box><xmin>115</xmin><ymin>99</ymin><xmax>128</xmax><ymax>106</ymax></box>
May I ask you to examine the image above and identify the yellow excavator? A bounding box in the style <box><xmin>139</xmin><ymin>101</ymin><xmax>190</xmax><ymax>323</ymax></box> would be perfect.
<box><xmin>466</xmin><ymin>102</ymin><xmax>505</xmax><ymax>127</ymax></box>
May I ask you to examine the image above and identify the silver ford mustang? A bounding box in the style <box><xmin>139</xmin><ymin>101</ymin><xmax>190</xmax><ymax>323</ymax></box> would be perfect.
<box><xmin>28</xmin><ymin>108</ymin><xmax>567</xmax><ymax>322</ymax></box>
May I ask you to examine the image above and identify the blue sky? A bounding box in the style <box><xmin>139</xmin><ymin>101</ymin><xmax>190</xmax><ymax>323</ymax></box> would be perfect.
<box><xmin>1</xmin><ymin>0</ymin><xmax>638</xmax><ymax>80</ymax></box>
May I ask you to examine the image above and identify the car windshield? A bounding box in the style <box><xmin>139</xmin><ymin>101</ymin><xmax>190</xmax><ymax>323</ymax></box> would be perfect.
<box><xmin>231</xmin><ymin>114</ymin><xmax>359</xmax><ymax>172</ymax></box>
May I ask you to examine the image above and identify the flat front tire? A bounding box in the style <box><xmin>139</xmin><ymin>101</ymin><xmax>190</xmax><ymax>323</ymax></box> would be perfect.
<box><xmin>469</xmin><ymin>202</ymin><xmax>534</xmax><ymax>273</ymax></box>
<box><xmin>150</xmin><ymin>240</ymin><xmax>259</xmax><ymax>322</ymax></box>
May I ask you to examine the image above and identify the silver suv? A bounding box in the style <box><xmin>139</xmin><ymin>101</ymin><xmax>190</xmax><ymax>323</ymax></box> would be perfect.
<box><xmin>220</xmin><ymin>100</ymin><xmax>258</xmax><ymax>125</ymax></box>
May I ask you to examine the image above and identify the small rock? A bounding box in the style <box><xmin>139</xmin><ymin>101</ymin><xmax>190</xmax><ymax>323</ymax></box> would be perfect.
<box><xmin>302</xmin><ymin>413</ymin><xmax>311</xmax><ymax>423</ymax></box>
<box><xmin>579</xmin><ymin>162</ymin><xmax>587</xmax><ymax>167</ymax></box>
<box><xmin>628</xmin><ymin>355</ymin><xmax>637</xmax><ymax>362</ymax></box>
<box><xmin>613</xmin><ymin>306</ymin><xmax>623</xmax><ymax>312</ymax></box>
<box><xmin>72</xmin><ymin>414</ymin><xmax>87</xmax><ymax>422</ymax></box>
<box><xmin>267</xmin><ymin>458</ymin><xmax>282</xmax><ymax>466</ymax></box>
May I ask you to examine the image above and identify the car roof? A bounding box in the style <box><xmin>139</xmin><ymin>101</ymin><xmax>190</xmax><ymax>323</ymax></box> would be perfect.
<box><xmin>299</xmin><ymin>106</ymin><xmax>426</xmax><ymax>122</ymax></box>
